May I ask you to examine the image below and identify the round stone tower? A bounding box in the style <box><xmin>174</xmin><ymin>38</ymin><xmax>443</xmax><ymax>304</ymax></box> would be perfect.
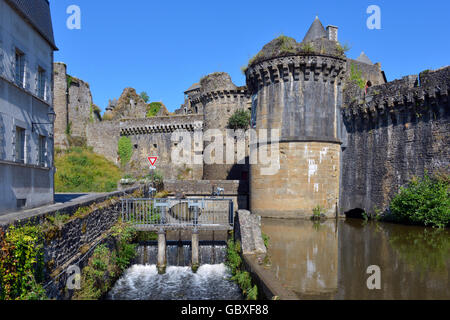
<box><xmin>245</xmin><ymin>18</ymin><xmax>346</xmax><ymax>218</ymax></box>
<box><xmin>200</xmin><ymin>72</ymin><xmax>251</xmax><ymax>180</ymax></box>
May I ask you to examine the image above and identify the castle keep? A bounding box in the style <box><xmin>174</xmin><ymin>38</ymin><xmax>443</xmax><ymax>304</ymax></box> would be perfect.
<box><xmin>52</xmin><ymin>17</ymin><xmax>449</xmax><ymax>218</ymax></box>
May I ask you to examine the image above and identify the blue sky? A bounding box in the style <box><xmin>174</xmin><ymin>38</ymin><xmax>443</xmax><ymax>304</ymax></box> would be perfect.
<box><xmin>50</xmin><ymin>0</ymin><xmax>450</xmax><ymax>113</ymax></box>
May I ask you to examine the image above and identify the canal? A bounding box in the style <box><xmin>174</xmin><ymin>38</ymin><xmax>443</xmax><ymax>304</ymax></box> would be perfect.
<box><xmin>261</xmin><ymin>218</ymin><xmax>450</xmax><ymax>300</ymax></box>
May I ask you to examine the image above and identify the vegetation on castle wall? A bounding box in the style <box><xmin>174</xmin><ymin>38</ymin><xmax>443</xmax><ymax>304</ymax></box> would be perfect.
<box><xmin>350</xmin><ymin>63</ymin><xmax>366</xmax><ymax>89</ymax></box>
<box><xmin>73</xmin><ymin>221</ymin><xmax>137</xmax><ymax>300</ymax></box>
<box><xmin>55</xmin><ymin>146</ymin><xmax>122</xmax><ymax>193</ymax></box>
<box><xmin>118</xmin><ymin>136</ymin><xmax>133</xmax><ymax>166</ymax></box>
<box><xmin>0</xmin><ymin>225</ymin><xmax>47</xmax><ymax>300</ymax></box>
<box><xmin>389</xmin><ymin>173</ymin><xmax>449</xmax><ymax>228</ymax></box>
<box><xmin>146</xmin><ymin>102</ymin><xmax>162</xmax><ymax>118</ymax></box>
<box><xmin>227</xmin><ymin>109</ymin><xmax>251</xmax><ymax>130</ymax></box>
<box><xmin>226</xmin><ymin>234</ymin><xmax>258</xmax><ymax>300</ymax></box>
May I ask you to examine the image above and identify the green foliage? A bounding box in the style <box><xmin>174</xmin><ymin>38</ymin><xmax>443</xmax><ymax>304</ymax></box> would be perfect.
<box><xmin>55</xmin><ymin>146</ymin><xmax>122</xmax><ymax>193</ymax></box>
<box><xmin>140</xmin><ymin>91</ymin><xmax>150</xmax><ymax>103</ymax></box>
<box><xmin>74</xmin><ymin>221</ymin><xmax>137</xmax><ymax>300</ymax></box>
<box><xmin>350</xmin><ymin>63</ymin><xmax>366</xmax><ymax>89</ymax></box>
<box><xmin>312</xmin><ymin>205</ymin><xmax>323</xmax><ymax>217</ymax></box>
<box><xmin>227</xmin><ymin>109</ymin><xmax>251</xmax><ymax>130</ymax></box>
<box><xmin>65</xmin><ymin>121</ymin><xmax>72</xmax><ymax>136</ymax></box>
<box><xmin>389</xmin><ymin>173</ymin><xmax>450</xmax><ymax>228</ymax></box>
<box><xmin>300</xmin><ymin>42</ymin><xmax>315</xmax><ymax>54</ymax></box>
<box><xmin>0</xmin><ymin>225</ymin><xmax>47</xmax><ymax>300</ymax></box>
<box><xmin>145</xmin><ymin>170</ymin><xmax>164</xmax><ymax>189</ymax></box>
<box><xmin>336</xmin><ymin>42</ymin><xmax>351</xmax><ymax>56</ymax></box>
<box><xmin>118</xmin><ymin>136</ymin><xmax>133</xmax><ymax>166</ymax></box>
<box><xmin>226</xmin><ymin>234</ymin><xmax>258</xmax><ymax>300</ymax></box>
<box><xmin>111</xmin><ymin>222</ymin><xmax>137</xmax><ymax>272</ymax></box>
<box><xmin>261</xmin><ymin>233</ymin><xmax>269</xmax><ymax>249</ymax></box>
<box><xmin>46</xmin><ymin>212</ymin><xmax>71</xmax><ymax>229</ymax></box>
<box><xmin>146</xmin><ymin>102</ymin><xmax>162</xmax><ymax>118</ymax></box>
<box><xmin>67</xmin><ymin>75</ymin><xmax>73</xmax><ymax>88</ymax></box>
<box><xmin>277</xmin><ymin>35</ymin><xmax>297</xmax><ymax>54</ymax></box>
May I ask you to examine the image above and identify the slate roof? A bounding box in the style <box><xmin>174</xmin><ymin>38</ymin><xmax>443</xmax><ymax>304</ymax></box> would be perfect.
<box><xmin>356</xmin><ymin>52</ymin><xmax>373</xmax><ymax>65</ymax></box>
<box><xmin>303</xmin><ymin>16</ymin><xmax>327</xmax><ymax>42</ymax></box>
<box><xmin>184</xmin><ymin>83</ymin><xmax>200</xmax><ymax>94</ymax></box>
<box><xmin>5</xmin><ymin>0</ymin><xmax>57</xmax><ymax>50</ymax></box>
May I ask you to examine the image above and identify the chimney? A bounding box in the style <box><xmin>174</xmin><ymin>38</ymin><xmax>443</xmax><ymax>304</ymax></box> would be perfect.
<box><xmin>326</xmin><ymin>25</ymin><xmax>338</xmax><ymax>41</ymax></box>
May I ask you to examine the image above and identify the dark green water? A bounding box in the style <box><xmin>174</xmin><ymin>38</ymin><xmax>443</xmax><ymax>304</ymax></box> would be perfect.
<box><xmin>262</xmin><ymin>218</ymin><xmax>450</xmax><ymax>300</ymax></box>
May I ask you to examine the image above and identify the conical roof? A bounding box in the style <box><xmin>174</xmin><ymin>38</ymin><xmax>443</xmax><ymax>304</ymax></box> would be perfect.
<box><xmin>303</xmin><ymin>16</ymin><xmax>327</xmax><ymax>42</ymax></box>
<box><xmin>356</xmin><ymin>52</ymin><xmax>373</xmax><ymax>65</ymax></box>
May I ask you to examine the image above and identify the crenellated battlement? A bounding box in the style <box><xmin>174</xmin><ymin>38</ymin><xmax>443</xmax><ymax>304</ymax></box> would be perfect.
<box><xmin>343</xmin><ymin>66</ymin><xmax>450</xmax><ymax>120</ymax></box>
<box><xmin>246</xmin><ymin>54</ymin><xmax>346</xmax><ymax>93</ymax></box>
<box><xmin>199</xmin><ymin>88</ymin><xmax>250</xmax><ymax>105</ymax></box>
<box><xmin>120</xmin><ymin>115</ymin><xmax>203</xmax><ymax>136</ymax></box>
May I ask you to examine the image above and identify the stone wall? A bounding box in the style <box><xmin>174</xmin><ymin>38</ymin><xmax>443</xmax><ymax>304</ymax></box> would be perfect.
<box><xmin>53</xmin><ymin>62</ymin><xmax>100</xmax><ymax>149</ymax></box>
<box><xmin>341</xmin><ymin>67</ymin><xmax>450</xmax><ymax>214</ymax></box>
<box><xmin>119</xmin><ymin>114</ymin><xmax>204</xmax><ymax>180</ymax></box>
<box><xmin>0</xmin><ymin>186</ymin><xmax>144</xmax><ymax>300</ymax></box>
<box><xmin>86</xmin><ymin>121</ymin><xmax>121</xmax><ymax>164</ymax></box>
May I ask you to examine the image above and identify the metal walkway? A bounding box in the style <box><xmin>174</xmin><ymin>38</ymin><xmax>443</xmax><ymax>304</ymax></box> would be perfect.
<box><xmin>121</xmin><ymin>198</ymin><xmax>234</xmax><ymax>231</ymax></box>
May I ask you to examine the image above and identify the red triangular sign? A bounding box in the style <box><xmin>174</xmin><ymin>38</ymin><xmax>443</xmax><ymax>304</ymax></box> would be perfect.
<box><xmin>148</xmin><ymin>157</ymin><xmax>157</xmax><ymax>166</ymax></box>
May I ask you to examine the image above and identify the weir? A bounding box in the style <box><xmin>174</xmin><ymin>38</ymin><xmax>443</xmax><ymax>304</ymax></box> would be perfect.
<box><xmin>121</xmin><ymin>197</ymin><xmax>234</xmax><ymax>273</ymax></box>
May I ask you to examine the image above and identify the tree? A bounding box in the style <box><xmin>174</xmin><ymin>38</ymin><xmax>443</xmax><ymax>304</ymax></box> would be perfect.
<box><xmin>227</xmin><ymin>109</ymin><xmax>251</xmax><ymax>130</ymax></box>
<box><xmin>140</xmin><ymin>91</ymin><xmax>150</xmax><ymax>103</ymax></box>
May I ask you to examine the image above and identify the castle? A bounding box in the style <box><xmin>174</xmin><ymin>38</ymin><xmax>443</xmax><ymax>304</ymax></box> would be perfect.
<box><xmin>53</xmin><ymin>17</ymin><xmax>449</xmax><ymax>219</ymax></box>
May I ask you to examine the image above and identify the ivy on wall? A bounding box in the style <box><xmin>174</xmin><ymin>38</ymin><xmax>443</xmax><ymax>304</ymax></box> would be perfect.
<box><xmin>118</xmin><ymin>136</ymin><xmax>133</xmax><ymax>166</ymax></box>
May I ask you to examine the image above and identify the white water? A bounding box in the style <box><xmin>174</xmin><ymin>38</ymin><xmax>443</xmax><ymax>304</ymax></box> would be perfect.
<box><xmin>107</xmin><ymin>263</ymin><xmax>242</xmax><ymax>300</ymax></box>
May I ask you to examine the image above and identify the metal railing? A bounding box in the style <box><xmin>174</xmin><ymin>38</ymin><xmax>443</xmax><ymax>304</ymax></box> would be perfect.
<box><xmin>121</xmin><ymin>197</ymin><xmax>234</xmax><ymax>230</ymax></box>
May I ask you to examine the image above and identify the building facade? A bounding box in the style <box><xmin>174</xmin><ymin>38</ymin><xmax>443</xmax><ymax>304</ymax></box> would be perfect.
<box><xmin>0</xmin><ymin>0</ymin><xmax>57</xmax><ymax>214</ymax></box>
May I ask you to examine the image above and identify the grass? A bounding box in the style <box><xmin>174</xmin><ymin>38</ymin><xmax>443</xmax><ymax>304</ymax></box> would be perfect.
<box><xmin>55</xmin><ymin>146</ymin><xmax>122</xmax><ymax>193</ymax></box>
<box><xmin>146</xmin><ymin>102</ymin><xmax>163</xmax><ymax>118</ymax></box>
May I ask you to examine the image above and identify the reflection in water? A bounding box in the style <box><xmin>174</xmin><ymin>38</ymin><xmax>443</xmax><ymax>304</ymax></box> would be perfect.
<box><xmin>262</xmin><ymin>218</ymin><xmax>450</xmax><ymax>300</ymax></box>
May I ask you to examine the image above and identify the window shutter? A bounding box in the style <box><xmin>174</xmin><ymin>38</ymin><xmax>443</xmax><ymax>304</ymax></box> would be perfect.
<box><xmin>0</xmin><ymin>115</ymin><xmax>3</xmax><ymax>160</ymax></box>
<box><xmin>25</xmin><ymin>130</ymin><xmax>31</xmax><ymax>164</ymax></box>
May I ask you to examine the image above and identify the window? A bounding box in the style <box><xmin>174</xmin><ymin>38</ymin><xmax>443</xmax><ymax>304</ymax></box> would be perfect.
<box><xmin>38</xmin><ymin>67</ymin><xmax>46</xmax><ymax>99</ymax></box>
<box><xmin>15</xmin><ymin>49</ymin><xmax>25</xmax><ymax>87</ymax></box>
<box><xmin>15</xmin><ymin>126</ymin><xmax>25</xmax><ymax>163</ymax></box>
<box><xmin>38</xmin><ymin>135</ymin><xmax>46</xmax><ymax>166</ymax></box>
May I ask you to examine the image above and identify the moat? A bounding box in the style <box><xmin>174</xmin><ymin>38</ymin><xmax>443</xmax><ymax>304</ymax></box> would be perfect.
<box><xmin>261</xmin><ymin>218</ymin><xmax>449</xmax><ymax>300</ymax></box>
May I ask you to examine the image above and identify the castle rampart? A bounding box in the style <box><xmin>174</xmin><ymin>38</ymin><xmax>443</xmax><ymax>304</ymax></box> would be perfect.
<box><xmin>341</xmin><ymin>66</ymin><xmax>450</xmax><ymax>214</ymax></box>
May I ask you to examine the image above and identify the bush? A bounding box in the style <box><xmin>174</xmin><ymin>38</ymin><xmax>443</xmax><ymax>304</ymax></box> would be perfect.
<box><xmin>0</xmin><ymin>225</ymin><xmax>46</xmax><ymax>300</ymax></box>
<box><xmin>55</xmin><ymin>147</ymin><xmax>122</xmax><ymax>193</ymax></box>
<box><xmin>146</xmin><ymin>102</ymin><xmax>162</xmax><ymax>118</ymax></box>
<box><xmin>227</xmin><ymin>109</ymin><xmax>251</xmax><ymax>130</ymax></box>
<box><xmin>389</xmin><ymin>173</ymin><xmax>450</xmax><ymax>228</ymax></box>
<box><xmin>118</xmin><ymin>136</ymin><xmax>133</xmax><ymax>166</ymax></box>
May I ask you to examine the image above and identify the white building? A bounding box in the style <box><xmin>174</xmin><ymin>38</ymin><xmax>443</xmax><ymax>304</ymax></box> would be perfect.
<box><xmin>0</xmin><ymin>0</ymin><xmax>57</xmax><ymax>214</ymax></box>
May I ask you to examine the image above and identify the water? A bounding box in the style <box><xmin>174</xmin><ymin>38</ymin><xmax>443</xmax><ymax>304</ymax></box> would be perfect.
<box><xmin>107</xmin><ymin>243</ymin><xmax>242</xmax><ymax>300</ymax></box>
<box><xmin>262</xmin><ymin>218</ymin><xmax>450</xmax><ymax>300</ymax></box>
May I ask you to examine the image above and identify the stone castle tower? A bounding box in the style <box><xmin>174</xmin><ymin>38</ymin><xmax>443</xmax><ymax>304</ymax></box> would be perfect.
<box><xmin>199</xmin><ymin>72</ymin><xmax>251</xmax><ymax>180</ymax></box>
<box><xmin>246</xmin><ymin>18</ymin><xmax>347</xmax><ymax>218</ymax></box>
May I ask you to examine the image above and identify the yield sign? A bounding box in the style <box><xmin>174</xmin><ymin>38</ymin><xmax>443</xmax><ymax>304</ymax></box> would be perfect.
<box><xmin>148</xmin><ymin>157</ymin><xmax>158</xmax><ymax>166</ymax></box>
